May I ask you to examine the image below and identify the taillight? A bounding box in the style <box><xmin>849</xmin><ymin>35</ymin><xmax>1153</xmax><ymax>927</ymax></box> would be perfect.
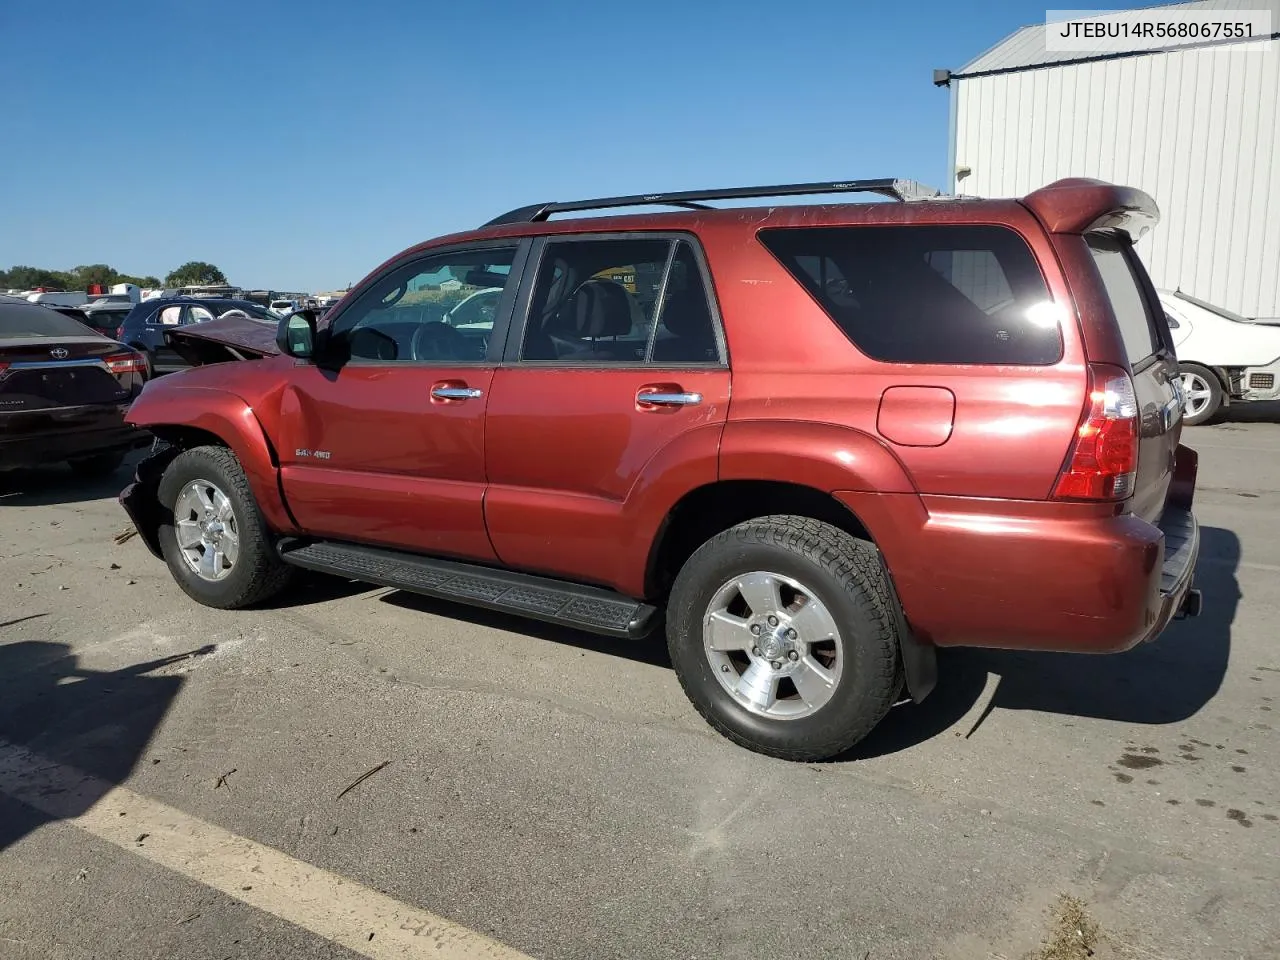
<box><xmin>105</xmin><ymin>351</ymin><xmax>148</xmax><ymax>376</ymax></box>
<box><xmin>1053</xmin><ymin>363</ymin><xmax>1139</xmax><ymax>501</ymax></box>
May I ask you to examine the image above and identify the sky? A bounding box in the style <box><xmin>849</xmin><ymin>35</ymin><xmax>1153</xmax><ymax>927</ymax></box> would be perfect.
<box><xmin>0</xmin><ymin>0</ymin><xmax>1138</xmax><ymax>292</ymax></box>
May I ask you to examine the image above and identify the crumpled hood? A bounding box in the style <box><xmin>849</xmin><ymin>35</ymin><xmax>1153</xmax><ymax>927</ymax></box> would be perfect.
<box><xmin>163</xmin><ymin>313</ymin><xmax>281</xmax><ymax>365</ymax></box>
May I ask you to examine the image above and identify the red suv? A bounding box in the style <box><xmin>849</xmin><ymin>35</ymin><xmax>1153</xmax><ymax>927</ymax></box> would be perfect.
<box><xmin>119</xmin><ymin>176</ymin><xmax>1201</xmax><ymax>761</ymax></box>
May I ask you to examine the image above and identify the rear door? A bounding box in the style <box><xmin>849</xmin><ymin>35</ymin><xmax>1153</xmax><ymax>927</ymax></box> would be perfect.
<box><xmin>148</xmin><ymin>303</ymin><xmax>188</xmax><ymax>371</ymax></box>
<box><xmin>483</xmin><ymin>233</ymin><xmax>730</xmax><ymax>591</ymax></box>
<box><xmin>1085</xmin><ymin>234</ymin><xmax>1183</xmax><ymax>522</ymax></box>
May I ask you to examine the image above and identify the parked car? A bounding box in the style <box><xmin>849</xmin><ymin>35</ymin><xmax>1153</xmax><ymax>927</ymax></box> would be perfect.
<box><xmin>269</xmin><ymin>299</ymin><xmax>299</xmax><ymax>316</ymax></box>
<box><xmin>117</xmin><ymin>176</ymin><xmax>1201</xmax><ymax>762</ymax></box>
<box><xmin>1</xmin><ymin>300</ymin><xmax>150</xmax><ymax>476</ymax></box>
<box><xmin>47</xmin><ymin>301</ymin><xmax>136</xmax><ymax>341</ymax></box>
<box><xmin>117</xmin><ymin>297</ymin><xmax>277</xmax><ymax>375</ymax></box>
<box><xmin>1159</xmin><ymin>288</ymin><xmax>1280</xmax><ymax>425</ymax></box>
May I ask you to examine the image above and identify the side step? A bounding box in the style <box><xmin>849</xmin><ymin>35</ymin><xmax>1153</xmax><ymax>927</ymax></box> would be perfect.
<box><xmin>277</xmin><ymin>539</ymin><xmax>660</xmax><ymax>639</ymax></box>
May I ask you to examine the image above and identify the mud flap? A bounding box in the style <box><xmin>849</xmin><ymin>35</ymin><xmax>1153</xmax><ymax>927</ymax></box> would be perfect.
<box><xmin>880</xmin><ymin>556</ymin><xmax>937</xmax><ymax>703</ymax></box>
<box><xmin>117</xmin><ymin>439</ymin><xmax>180</xmax><ymax>559</ymax></box>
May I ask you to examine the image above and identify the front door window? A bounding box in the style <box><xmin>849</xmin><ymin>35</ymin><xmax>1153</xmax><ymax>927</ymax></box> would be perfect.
<box><xmin>327</xmin><ymin>248</ymin><xmax>519</xmax><ymax>365</ymax></box>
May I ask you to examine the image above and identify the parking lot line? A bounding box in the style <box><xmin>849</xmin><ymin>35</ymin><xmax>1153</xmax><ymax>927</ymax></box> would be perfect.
<box><xmin>0</xmin><ymin>740</ymin><xmax>533</xmax><ymax>960</ymax></box>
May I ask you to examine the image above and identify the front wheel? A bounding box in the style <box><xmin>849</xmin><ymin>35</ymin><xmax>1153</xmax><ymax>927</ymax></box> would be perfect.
<box><xmin>157</xmin><ymin>445</ymin><xmax>294</xmax><ymax>609</ymax></box>
<box><xmin>1179</xmin><ymin>363</ymin><xmax>1224</xmax><ymax>426</ymax></box>
<box><xmin>666</xmin><ymin>515</ymin><xmax>902</xmax><ymax>762</ymax></box>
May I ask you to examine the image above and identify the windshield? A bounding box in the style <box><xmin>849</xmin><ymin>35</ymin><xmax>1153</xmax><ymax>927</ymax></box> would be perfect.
<box><xmin>0</xmin><ymin>302</ymin><xmax>101</xmax><ymax>339</ymax></box>
<box><xmin>216</xmin><ymin>302</ymin><xmax>275</xmax><ymax>322</ymax></box>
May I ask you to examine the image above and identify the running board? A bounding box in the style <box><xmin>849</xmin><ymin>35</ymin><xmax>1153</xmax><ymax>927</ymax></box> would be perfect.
<box><xmin>277</xmin><ymin>539</ymin><xmax>659</xmax><ymax>639</ymax></box>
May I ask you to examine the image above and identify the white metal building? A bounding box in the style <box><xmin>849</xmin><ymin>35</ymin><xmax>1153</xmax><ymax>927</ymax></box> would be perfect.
<box><xmin>942</xmin><ymin>0</ymin><xmax>1280</xmax><ymax>320</ymax></box>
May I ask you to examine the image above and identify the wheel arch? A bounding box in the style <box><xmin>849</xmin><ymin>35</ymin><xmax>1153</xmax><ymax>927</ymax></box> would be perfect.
<box><xmin>644</xmin><ymin>479</ymin><xmax>937</xmax><ymax>704</ymax></box>
<box><xmin>119</xmin><ymin>387</ymin><xmax>298</xmax><ymax>558</ymax></box>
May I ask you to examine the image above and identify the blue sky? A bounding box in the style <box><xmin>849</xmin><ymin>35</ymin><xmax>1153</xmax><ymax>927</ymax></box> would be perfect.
<box><xmin>0</xmin><ymin>0</ymin><xmax>1126</xmax><ymax>291</ymax></box>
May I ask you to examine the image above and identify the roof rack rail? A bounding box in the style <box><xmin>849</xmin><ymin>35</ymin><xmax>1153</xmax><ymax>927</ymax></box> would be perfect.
<box><xmin>483</xmin><ymin>178</ymin><xmax>944</xmax><ymax>227</ymax></box>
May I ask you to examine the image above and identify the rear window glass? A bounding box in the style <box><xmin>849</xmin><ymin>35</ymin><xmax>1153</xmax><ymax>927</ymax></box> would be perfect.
<box><xmin>1086</xmin><ymin>235</ymin><xmax>1160</xmax><ymax>365</ymax></box>
<box><xmin>758</xmin><ymin>224</ymin><xmax>1060</xmax><ymax>365</ymax></box>
<box><xmin>0</xmin><ymin>302</ymin><xmax>99</xmax><ymax>339</ymax></box>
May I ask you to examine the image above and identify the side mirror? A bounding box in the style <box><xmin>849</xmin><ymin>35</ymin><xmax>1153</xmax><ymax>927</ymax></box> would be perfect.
<box><xmin>276</xmin><ymin>310</ymin><xmax>317</xmax><ymax>358</ymax></box>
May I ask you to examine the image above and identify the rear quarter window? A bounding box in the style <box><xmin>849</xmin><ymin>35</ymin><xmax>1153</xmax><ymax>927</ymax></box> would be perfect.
<box><xmin>758</xmin><ymin>224</ymin><xmax>1061</xmax><ymax>365</ymax></box>
<box><xmin>1085</xmin><ymin>234</ymin><xmax>1161</xmax><ymax>366</ymax></box>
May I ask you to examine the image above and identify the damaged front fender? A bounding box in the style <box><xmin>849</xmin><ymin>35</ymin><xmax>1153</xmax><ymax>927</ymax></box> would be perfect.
<box><xmin>118</xmin><ymin>439</ymin><xmax>181</xmax><ymax>559</ymax></box>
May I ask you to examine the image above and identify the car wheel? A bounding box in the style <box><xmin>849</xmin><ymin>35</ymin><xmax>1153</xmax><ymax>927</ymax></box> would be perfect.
<box><xmin>156</xmin><ymin>445</ymin><xmax>294</xmax><ymax>609</ymax></box>
<box><xmin>666</xmin><ymin>515</ymin><xmax>902</xmax><ymax>762</ymax></box>
<box><xmin>1179</xmin><ymin>363</ymin><xmax>1224</xmax><ymax>426</ymax></box>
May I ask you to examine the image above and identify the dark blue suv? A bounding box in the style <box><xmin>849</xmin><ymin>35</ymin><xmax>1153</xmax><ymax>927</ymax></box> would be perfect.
<box><xmin>118</xmin><ymin>297</ymin><xmax>276</xmax><ymax>374</ymax></box>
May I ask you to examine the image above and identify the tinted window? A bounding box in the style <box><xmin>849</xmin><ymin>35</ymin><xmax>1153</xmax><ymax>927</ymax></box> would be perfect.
<box><xmin>521</xmin><ymin>237</ymin><xmax>719</xmax><ymax>364</ymax></box>
<box><xmin>759</xmin><ymin>224</ymin><xmax>1060</xmax><ymax>365</ymax></box>
<box><xmin>1087</xmin><ymin>235</ymin><xmax>1160</xmax><ymax>365</ymax></box>
<box><xmin>650</xmin><ymin>242</ymin><xmax>720</xmax><ymax>363</ymax></box>
<box><xmin>0</xmin><ymin>302</ymin><xmax>101</xmax><ymax>339</ymax></box>
<box><xmin>329</xmin><ymin>247</ymin><xmax>518</xmax><ymax>363</ymax></box>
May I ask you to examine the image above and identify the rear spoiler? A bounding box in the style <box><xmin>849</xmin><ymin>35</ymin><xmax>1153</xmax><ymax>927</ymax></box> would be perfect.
<box><xmin>1021</xmin><ymin>178</ymin><xmax>1159</xmax><ymax>243</ymax></box>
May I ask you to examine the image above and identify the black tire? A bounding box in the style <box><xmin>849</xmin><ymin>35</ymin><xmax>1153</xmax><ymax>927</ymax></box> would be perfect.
<box><xmin>157</xmin><ymin>445</ymin><xmax>293</xmax><ymax>609</ymax></box>
<box><xmin>666</xmin><ymin>515</ymin><xmax>902</xmax><ymax>762</ymax></box>
<box><xmin>1179</xmin><ymin>362</ymin><xmax>1224</xmax><ymax>426</ymax></box>
<box><xmin>68</xmin><ymin>451</ymin><xmax>125</xmax><ymax>479</ymax></box>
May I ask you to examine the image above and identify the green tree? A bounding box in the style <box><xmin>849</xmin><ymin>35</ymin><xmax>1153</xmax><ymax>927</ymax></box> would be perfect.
<box><xmin>164</xmin><ymin>261</ymin><xmax>228</xmax><ymax>287</ymax></box>
<box><xmin>2</xmin><ymin>265</ymin><xmax>75</xmax><ymax>290</ymax></box>
<box><xmin>114</xmin><ymin>274</ymin><xmax>162</xmax><ymax>288</ymax></box>
<box><xmin>67</xmin><ymin>264</ymin><xmax>118</xmax><ymax>289</ymax></box>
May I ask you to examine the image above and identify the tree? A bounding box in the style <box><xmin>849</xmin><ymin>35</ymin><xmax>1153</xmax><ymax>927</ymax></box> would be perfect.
<box><xmin>68</xmin><ymin>264</ymin><xmax>118</xmax><ymax>289</ymax></box>
<box><xmin>2</xmin><ymin>265</ymin><xmax>75</xmax><ymax>290</ymax></box>
<box><xmin>114</xmin><ymin>274</ymin><xmax>162</xmax><ymax>288</ymax></box>
<box><xmin>164</xmin><ymin>261</ymin><xmax>228</xmax><ymax>287</ymax></box>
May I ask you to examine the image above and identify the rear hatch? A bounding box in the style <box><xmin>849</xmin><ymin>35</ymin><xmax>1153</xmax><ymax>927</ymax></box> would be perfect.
<box><xmin>1082</xmin><ymin>233</ymin><xmax>1183</xmax><ymax>523</ymax></box>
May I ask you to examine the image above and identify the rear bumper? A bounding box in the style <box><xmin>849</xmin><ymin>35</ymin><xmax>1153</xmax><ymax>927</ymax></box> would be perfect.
<box><xmin>836</xmin><ymin>446</ymin><xmax>1202</xmax><ymax>654</ymax></box>
<box><xmin>0</xmin><ymin>404</ymin><xmax>150</xmax><ymax>471</ymax></box>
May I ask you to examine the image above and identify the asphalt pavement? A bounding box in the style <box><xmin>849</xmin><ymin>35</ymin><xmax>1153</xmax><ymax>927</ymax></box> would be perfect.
<box><xmin>1</xmin><ymin>409</ymin><xmax>1278</xmax><ymax>960</ymax></box>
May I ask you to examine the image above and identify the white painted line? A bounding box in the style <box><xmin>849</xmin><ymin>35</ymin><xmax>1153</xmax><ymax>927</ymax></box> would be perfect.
<box><xmin>0</xmin><ymin>740</ymin><xmax>533</xmax><ymax>960</ymax></box>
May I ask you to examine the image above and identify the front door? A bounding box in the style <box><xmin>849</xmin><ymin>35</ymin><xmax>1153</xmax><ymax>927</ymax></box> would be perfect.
<box><xmin>276</xmin><ymin>242</ymin><xmax>526</xmax><ymax>560</ymax></box>
<box><xmin>484</xmin><ymin>234</ymin><xmax>731</xmax><ymax>591</ymax></box>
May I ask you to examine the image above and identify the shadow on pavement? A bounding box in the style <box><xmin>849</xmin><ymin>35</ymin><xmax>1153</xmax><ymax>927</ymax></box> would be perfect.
<box><xmin>848</xmin><ymin>525</ymin><xmax>1240</xmax><ymax>760</ymax></box>
<box><xmin>381</xmin><ymin>527</ymin><xmax>1237</xmax><ymax>761</ymax></box>
<box><xmin>380</xmin><ymin>591</ymin><xmax>673</xmax><ymax>668</ymax></box>
<box><xmin>0</xmin><ymin>452</ymin><xmax>141</xmax><ymax>509</ymax></box>
<box><xmin>1218</xmin><ymin>399</ymin><xmax>1280</xmax><ymax>425</ymax></box>
<box><xmin>258</xmin><ymin>571</ymin><xmax>382</xmax><ymax>610</ymax></box>
<box><xmin>0</xmin><ymin>639</ymin><xmax>204</xmax><ymax>853</ymax></box>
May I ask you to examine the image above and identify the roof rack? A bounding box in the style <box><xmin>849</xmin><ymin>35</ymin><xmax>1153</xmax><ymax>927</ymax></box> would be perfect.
<box><xmin>483</xmin><ymin>178</ymin><xmax>944</xmax><ymax>227</ymax></box>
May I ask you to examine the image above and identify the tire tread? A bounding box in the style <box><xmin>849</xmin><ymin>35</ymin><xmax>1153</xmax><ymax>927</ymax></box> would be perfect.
<box><xmin>667</xmin><ymin>515</ymin><xmax>901</xmax><ymax>762</ymax></box>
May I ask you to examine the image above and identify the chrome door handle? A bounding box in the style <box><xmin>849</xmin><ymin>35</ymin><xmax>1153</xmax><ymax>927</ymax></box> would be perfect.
<box><xmin>431</xmin><ymin>386</ymin><xmax>483</xmax><ymax>400</ymax></box>
<box><xmin>639</xmin><ymin>391</ymin><xmax>702</xmax><ymax>406</ymax></box>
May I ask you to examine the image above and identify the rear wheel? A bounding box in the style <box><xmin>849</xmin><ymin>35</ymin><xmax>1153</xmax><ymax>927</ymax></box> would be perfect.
<box><xmin>157</xmin><ymin>445</ymin><xmax>293</xmax><ymax>609</ymax></box>
<box><xmin>666</xmin><ymin>515</ymin><xmax>901</xmax><ymax>762</ymax></box>
<box><xmin>1179</xmin><ymin>363</ymin><xmax>1223</xmax><ymax>426</ymax></box>
<box><xmin>67</xmin><ymin>451</ymin><xmax>125</xmax><ymax>479</ymax></box>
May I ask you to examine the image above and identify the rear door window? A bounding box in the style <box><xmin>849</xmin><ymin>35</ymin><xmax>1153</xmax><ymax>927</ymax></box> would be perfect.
<box><xmin>758</xmin><ymin>224</ymin><xmax>1060</xmax><ymax>365</ymax></box>
<box><xmin>1086</xmin><ymin>235</ymin><xmax>1161</xmax><ymax>366</ymax></box>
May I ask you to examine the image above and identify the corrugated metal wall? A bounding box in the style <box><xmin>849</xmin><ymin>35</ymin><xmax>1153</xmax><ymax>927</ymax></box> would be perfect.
<box><xmin>954</xmin><ymin>41</ymin><xmax>1280</xmax><ymax>319</ymax></box>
